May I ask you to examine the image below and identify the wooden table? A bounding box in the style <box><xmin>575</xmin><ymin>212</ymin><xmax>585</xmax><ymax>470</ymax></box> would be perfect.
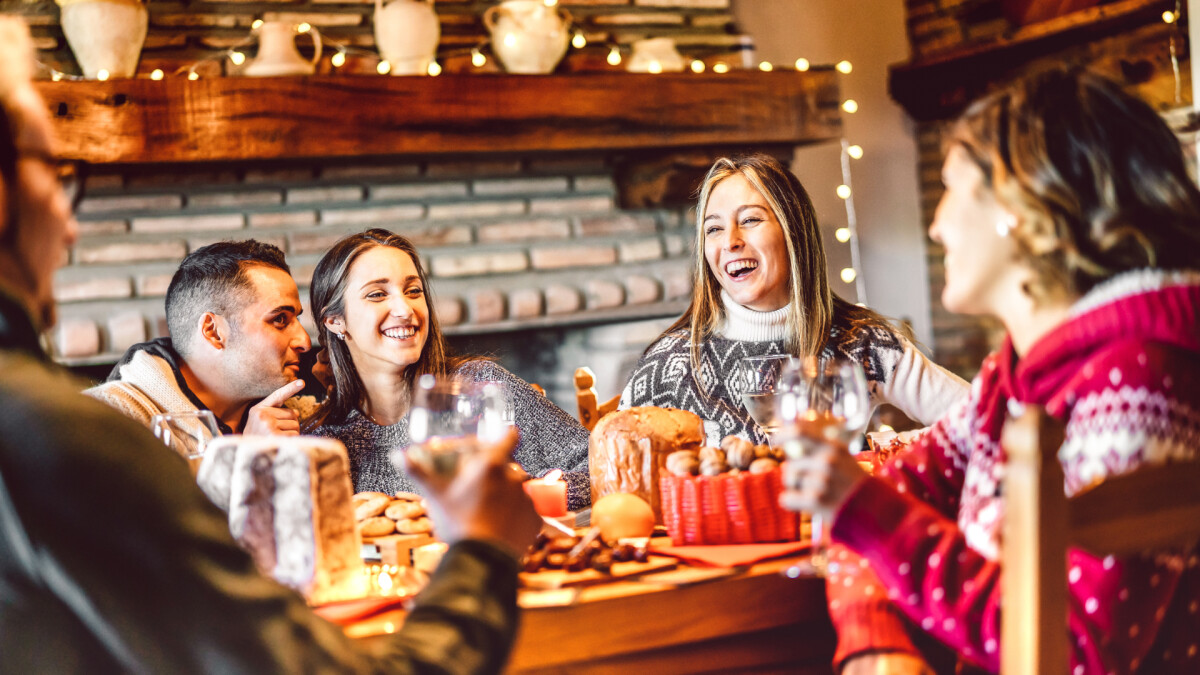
<box><xmin>507</xmin><ymin>557</ymin><xmax>834</xmax><ymax>674</ymax></box>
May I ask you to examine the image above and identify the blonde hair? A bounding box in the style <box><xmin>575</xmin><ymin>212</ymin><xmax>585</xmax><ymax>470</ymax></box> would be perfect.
<box><xmin>660</xmin><ymin>155</ymin><xmax>894</xmax><ymax>381</ymax></box>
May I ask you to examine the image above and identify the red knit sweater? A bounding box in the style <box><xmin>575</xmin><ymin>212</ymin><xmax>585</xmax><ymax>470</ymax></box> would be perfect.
<box><xmin>827</xmin><ymin>269</ymin><xmax>1200</xmax><ymax>674</ymax></box>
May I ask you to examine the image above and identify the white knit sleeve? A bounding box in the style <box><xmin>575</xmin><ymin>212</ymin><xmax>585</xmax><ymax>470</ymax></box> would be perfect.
<box><xmin>873</xmin><ymin>339</ymin><xmax>969</xmax><ymax>426</ymax></box>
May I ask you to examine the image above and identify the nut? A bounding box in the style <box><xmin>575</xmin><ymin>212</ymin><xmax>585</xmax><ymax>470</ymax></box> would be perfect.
<box><xmin>748</xmin><ymin>457</ymin><xmax>780</xmax><ymax>474</ymax></box>
<box><xmin>666</xmin><ymin>450</ymin><xmax>700</xmax><ymax>476</ymax></box>
<box><xmin>722</xmin><ymin>436</ymin><xmax>756</xmax><ymax>470</ymax></box>
<box><xmin>698</xmin><ymin>446</ymin><xmax>726</xmax><ymax>465</ymax></box>
<box><xmin>699</xmin><ymin>459</ymin><xmax>725</xmax><ymax>476</ymax></box>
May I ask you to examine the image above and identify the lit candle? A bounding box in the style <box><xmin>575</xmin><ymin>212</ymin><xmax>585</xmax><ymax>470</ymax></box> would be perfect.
<box><xmin>524</xmin><ymin>469</ymin><xmax>568</xmax><ymax>517</ymax></box>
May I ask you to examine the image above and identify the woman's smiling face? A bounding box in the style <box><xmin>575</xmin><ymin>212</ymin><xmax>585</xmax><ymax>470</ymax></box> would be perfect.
<box><xmin>703</xmin><ymin>174</ymin><xmax>791</xmax><ymax>312</ymax></box>
<box><xmin>333</xmin><ymin>245</ymin><xmax>430</xmax><ymax>374</ymax></box>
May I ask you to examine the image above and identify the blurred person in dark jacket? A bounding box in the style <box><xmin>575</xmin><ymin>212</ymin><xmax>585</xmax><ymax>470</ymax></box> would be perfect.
<box><xmin>0</xmin><ymin>18</ymin><xmax>540</xmax><ymax>673</ymax></box>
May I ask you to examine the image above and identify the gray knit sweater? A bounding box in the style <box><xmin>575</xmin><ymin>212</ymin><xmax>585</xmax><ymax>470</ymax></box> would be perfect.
<box><xmin>310</xmin><ymin>360</ymin><xmax>592</xmax><ymax>510</ymax></box>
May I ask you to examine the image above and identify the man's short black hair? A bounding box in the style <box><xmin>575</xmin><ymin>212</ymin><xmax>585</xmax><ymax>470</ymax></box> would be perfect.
<box><xmin>165</xmin><ymin>240</ymin><xmax>291</xmax><ymax>357</ymax></box>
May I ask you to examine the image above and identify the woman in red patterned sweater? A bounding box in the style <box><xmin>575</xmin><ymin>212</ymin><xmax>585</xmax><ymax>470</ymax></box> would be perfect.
<box><xmin>783</xmin><ymin>67</ymin><xmax>1200</xmax><ymax>675</ymax></box>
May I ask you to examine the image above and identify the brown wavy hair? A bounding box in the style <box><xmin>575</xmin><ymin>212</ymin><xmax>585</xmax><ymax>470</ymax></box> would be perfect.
<box><xmin>304</xmin><ymin>228</ymin><xmax>469</xmax><ymax>429</ymax></box>
<box><xmin>660</xmin><ymin>154</ymin><xmax>897</xmax><ymax>375</ymax></box>
<box><xmin>950</xmin><ymin>65</ymin><xmax>1200</xmax><ymax>299</ymax></box>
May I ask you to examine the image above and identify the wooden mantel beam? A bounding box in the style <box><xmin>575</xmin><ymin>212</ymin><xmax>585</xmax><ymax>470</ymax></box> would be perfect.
<box><xmin>35</xmin><ymin>71</ymin><xmax>842</xmax><ymax>165</ymax></box>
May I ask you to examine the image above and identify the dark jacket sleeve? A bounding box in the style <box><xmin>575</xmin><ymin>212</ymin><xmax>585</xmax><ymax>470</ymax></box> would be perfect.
<box><xmin>0</xmin><ymin>353</ymin><xmax>520</xmax><ymax>674</ymax></box>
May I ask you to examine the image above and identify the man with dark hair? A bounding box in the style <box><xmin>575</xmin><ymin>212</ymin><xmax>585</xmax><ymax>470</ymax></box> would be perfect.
<box><xmin>0</xmin><ymin>19</ymin><xmax>539</xmax><ymax>672</ymax></box>
<box><xmin>87</xmin><ymin>239</ymin><xmax>313</xmax><ymax>444</ymax></box>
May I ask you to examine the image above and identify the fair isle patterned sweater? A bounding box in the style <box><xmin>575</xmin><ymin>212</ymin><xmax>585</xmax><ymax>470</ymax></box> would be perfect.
<box><xmin>620</xmin><ymin>292</ymin><xmax>968</xmax><ymax>446</ymax></box>
<box><xmin>827</xmin><ymin>269</ymin><xmax>1200</xmax><ymax>674</ymax></box>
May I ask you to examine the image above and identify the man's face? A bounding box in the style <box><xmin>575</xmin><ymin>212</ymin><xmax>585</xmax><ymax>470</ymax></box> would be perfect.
<box><xmin>3</xmin><ymin>88</ymin><xmax>78</xmax><ymax>328</ymax></box>
<box><xmin>221</xmin><ymin>265</ymin><xmax>311</xmax><ymax>399</ymax></box>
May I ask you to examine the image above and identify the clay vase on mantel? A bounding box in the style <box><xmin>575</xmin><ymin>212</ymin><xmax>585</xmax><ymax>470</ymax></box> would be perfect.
<box><xmin>483</xmin><ymin>0</ymin><xmax>572</xmax><ymax>75</ymax></box>
<box><xmin>58</xmin><ymin>0</ymin><xmax>147</xmax><ymax>79</ymax></box>
<box><xmin>243</xmin><ymin>21</ymin><xmax>323</xmax><ymax>77</ymax></box>
<box><xmin>375</xmin><ymin>0</ymin><xmax>440</xmax><ymax>76</ymax></box>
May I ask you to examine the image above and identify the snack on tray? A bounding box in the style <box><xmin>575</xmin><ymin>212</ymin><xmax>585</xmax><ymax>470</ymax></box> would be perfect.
<box><xmin>659</xmin><ymin>435</ymin><xmax>799</xmax><ymax>545</ymax></box>
<box><xmin>352</xmin><ymin>491</ymin><xmax>433</xmax><ymax>540</ymax></box>
<box><xmin>588</xmin><ymin>406</ymin><xmax>704</xmax><ymax>522</ymax></box>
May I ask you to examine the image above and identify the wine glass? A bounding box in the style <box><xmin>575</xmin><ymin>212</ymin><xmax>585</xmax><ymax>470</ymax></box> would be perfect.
<box><xmin>733</xmin><ymin>354</ymin><xmax>797</xmax><ymax>441</ymax></box>
<box><xmin>151</xmin><ymin>410</ymin><xmax>221</xmax><ymax>473</ymax></box>
<box><xmin>774</xmin><ymin>356</ymin><xmax>870</xmax><ymax>576</ymax></box>
<box><xmin>404</xmin><ymin>374</ymin><xmax>489</xmax><ymax>477</ymax></box>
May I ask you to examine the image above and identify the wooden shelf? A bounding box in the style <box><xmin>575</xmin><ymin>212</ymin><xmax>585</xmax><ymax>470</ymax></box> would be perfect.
<box><xmin>35</xmin><ymin>70</ymin><xmax>842</xmax><ymax>165</ymax></box>
<box><xmin>889</xmin><ymin>0</ymin><xmax>1176</xmax><ymax>121</ymax></box>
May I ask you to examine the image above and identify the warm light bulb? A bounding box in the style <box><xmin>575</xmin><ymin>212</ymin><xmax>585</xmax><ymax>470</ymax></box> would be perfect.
<box><xmin>1163</xmin><ymin>10</ymin><xmax>1177</xmax><ymax>23</ymax></box>
<box><xmin>96</xmin><ymin>69</ymin><xmax>110</xmax><ymax>81</ymax></box>
<box><xmin>842</xmin><ymin>99</ymin><xmax>859</xmax><ymax>113</ymax></box>
<box><xmin>712</xmin><ymin>61</ymin><xmax>729</xmax><ymax>74</ymax></box>
<box><xmin>572</xmin><ymin>31</ymin><xmax>586</xmax><ymax>49</ymax></box>
<box><xmin>377</xmin><ymin>570</ymin><xmax>393</xmax><ymax>592</ymax></box>
<box><xmin>794</xmin><ymin>57</ymin><xmax>810</xmax><ymax>71</ymax></box>
<box><xmin>836</xmin><ymin>60</ymin><xmax>852</xmax><ymax>74</ymax></box>
<box><xmin>835</xmin><ymin>227</ymin><xmax>852</xmax><ymax>243</ymax></box>
<box><xmin>471</xmin><ymin>49</ymin><xmax>486</xmax><ymax>67</ymax></box>
<box><xmin>427</xmin><ymin>60</ymin><xmax>442</xmax><ymax>76</ymax></box>
<box><xmin>690</xmin><ymin>59</ymin><xmax>705</xmax><ymax>73</ymax></box>
<box><xmin>331</xmin><ymin>51</ymin><xmax>346</xmax><ymax>68</ymax></box>
<box><xmin>758</xmin><ymin>61</ymin><xmax>773</xmax><ymax>72</ymax></box>
<box><xmin>648</xmin><ymin>60</ymin><xmax>662</xmax><ymax>74</ymax></box>
<box><xmin>607</xmin><ymin>46</ymin><xmax>622</xmax><ymax>66</ymax></box>
<box><xmin>252</xmin><ymin>19</ymin><xmax>263</xmax><ymax>29</ymax></box>
<box><xmin>187</xmin><ymin>71</ymin><xmax>199</xmax><ymax>81</ymax></box>
<box><xmin>297</xmin><ymin>22</ymin><xmax>311</xmax><ymax>33</ymax></box>
<box><xmin>377</xmin><ymin>60</ymin><xmax>392</xmax><ymax>75</ymax></box>
<box><xmin>229</xmin><ymin>51</ymin><xmax>246</xmax><ymax>66</ymax></box>
<box><xmin>847</xmin><ymin>144</ymin><xmax>863</xmax><ymax>159</ymax></box>
<box><xmin>150</xmin><ymin>69</ymin><xmax>164</xmax><ymax>80</ymax></box>
<box><xmin>52</xmin><ymin>71</ymin><xmax>63</xmax><ymax>81</ymax></box>
<box><xmin>836</xmin><ymin>184</ymin><xmax>852</xmax><ymax>199</ymax></box>
<box><xmin>840</xmin><ymin>268</ymin><xmax>857</xmax><ymax>283</ymax></box>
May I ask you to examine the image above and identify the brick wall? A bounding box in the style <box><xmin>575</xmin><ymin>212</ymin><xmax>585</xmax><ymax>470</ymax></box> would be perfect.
<box><xmin>902</xmin><ymin>0</ymin><xmax>1188</xmax><ymax>379</ymax></box>
<box><xmin>9</xmin><ymin>0</ymin><xmax>750</xmax><ymax>77</ymax></box>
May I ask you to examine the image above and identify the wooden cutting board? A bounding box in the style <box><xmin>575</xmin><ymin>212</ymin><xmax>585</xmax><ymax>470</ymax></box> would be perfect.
<box><xmin>519</xmin><ymin>555</ymin><xmax>677</xmax><ymax>590</ymax></box>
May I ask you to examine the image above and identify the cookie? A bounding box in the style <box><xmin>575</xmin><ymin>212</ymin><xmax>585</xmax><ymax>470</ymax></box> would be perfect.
<box><xmin>393</xmin><ymin>491</ymin><xmax>423</xmax><ymax>502</ymax></box>
<box><xmin>353</xmin><ymin>491</ymin><xmax>390</xmax><ymax>504</ymax></box>
<box><xmin>360</xmin><ymin>516</ymin><xmax>396</xmax><ymax>538</ymax></box>
<box><xmin>385</xmin><ymin>500</ymin><xmax>424</xmax><ymax>521</ymax></box>
<box><xmin>397</xmin><ymin>517</ymin><xmax>433</xmax><ymax>534</ymax></box>
<box><xmin>354</xmin><ymin>495</ymin><xmax>390</xmax><ymax>521</ymax></box>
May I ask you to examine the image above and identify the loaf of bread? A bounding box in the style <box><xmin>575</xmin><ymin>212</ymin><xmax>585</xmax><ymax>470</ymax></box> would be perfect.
<box><xmin>211</xmin><ymin>436</ymin><xmax>367</xmax><ymax>605</ymax></box>
<box><xmin>588</xmin><ymin>406</ymin><xmax>703</xmax><ymax>521</ymax></box>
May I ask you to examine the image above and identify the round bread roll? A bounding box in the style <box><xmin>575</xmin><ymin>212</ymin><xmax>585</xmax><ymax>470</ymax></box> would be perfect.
<box><xmin>397</xmin><ymin>517</ymin><xmax>434</xmax><ymax>534</ymax></box>
<box><xmin>591</xmin><ymin>493</ymin><xmax>656</xmax><ymax>543</ymax></box>
<box><xmin>393</xmin><ymin>491</ymin><xmax>423</xmax><ymax>502</ymax></box>
<box><xmin>353</xmin><ymin>491</ymin><xmax>391</xmax><ymax>504</ymax></box>
<box><xmin>360</xmin><ymin>516</ymin><xmax>396</xmax><ymax>538</ymax></box>
<box><xmin>385</xmin><ymin>501</ymin><xmax>425</xmax><ymax>521</ymax></box>
<box><xmin>355</xmin><ymin>495</ymin><xmax>390</xmax><ymax>521</ymax></box>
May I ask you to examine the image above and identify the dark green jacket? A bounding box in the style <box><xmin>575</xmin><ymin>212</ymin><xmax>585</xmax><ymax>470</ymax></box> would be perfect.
<box><xmin>0</xmin><ymin>291</ymin><xmax>520</xmax><ymax>674</ymax></box>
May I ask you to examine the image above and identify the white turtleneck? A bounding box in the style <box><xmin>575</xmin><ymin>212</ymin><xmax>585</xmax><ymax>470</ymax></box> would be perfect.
<box><xmin>716</xmin><ymin>290</ymin><xmax>789</xmax><ymax>343</ymax></box>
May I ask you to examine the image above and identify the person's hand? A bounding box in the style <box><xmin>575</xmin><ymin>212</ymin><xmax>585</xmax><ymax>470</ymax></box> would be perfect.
<box><xmin>312</xmin><ymin>347</ymin><xmax>333</xmax><ymax>397</ymax></box>
<box><xmin>404</xmin><ymin>427</ymin><xmax>541</xmax><ymax>558</ymax></box>
<box><xmin>779</xmin><ymin>437</ymin><xmax>869</xmax><ymax>521</ymax></box>
<box><xmin>243</xmin><ymin>379</ymin><xmax>305</xmax><ymax>436</ymax></box>
<box><xmin>841</xmin><ymin>653</ymin><xmax>936</xmax><ymax>675</ymax></box>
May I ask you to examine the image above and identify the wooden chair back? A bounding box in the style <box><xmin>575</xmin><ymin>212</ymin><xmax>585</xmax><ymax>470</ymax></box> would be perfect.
<box><xmin>1000</xmin><ymin>405</ymin><xmax>1200</xmax><ymax>675</ymax></box>
<box><xmin>574</xmin><ymin>367</ymin><xmax>619</xmax><ymax>431</ymax></box>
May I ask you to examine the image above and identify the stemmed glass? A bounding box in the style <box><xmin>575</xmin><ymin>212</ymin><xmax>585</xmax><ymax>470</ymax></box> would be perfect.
<box><xmin>733</xmin><ymin>354</ymin><xmax>797</xmax><ymax>442</ymax></box>
<box><xmin>151</xmin><ymin>410</ymin><xmax>221</xmax><ymax>473</ymax></box>
<box><xmin>403</xmin><ymin>374</ymin><xmax>507</xmax><ymax>477</ymax></box>
<box><xmin>773</xmin><ymin>356</ymin><xmax>871</xmax><ymax>575</ymax></box>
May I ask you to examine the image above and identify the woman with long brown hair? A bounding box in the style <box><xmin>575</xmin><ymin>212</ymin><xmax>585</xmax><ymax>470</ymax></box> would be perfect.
<box><xmin>787</xmin><ymin>67</ymin><xmax>1200</xmax><ymax>674</ymax></box>
<box><xmin>622</xmin><ymin>154</ymin><xmax>967</xmax><ymax>445</ymax></box>
<box><xmin>304</xmin><ymin>228</ymin><xmax>590</xmax><ymax>509</ymax></box>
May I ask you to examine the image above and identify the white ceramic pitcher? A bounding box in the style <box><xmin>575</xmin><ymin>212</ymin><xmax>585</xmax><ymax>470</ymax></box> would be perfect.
<box><xmin>483</xmin><ymin>0</ymin><xmax>572</xmax><ymax>75</ymax></box>
<box><xmin>243</xmin><ymin>21</ymin><xmax>322</xmax><ymax>77</ymax></box>
<box><xmin>58</xmin><ymin>0</ymin><xmax>148</xmax><ymax>79</ymax></box>
<box><xmin>375</xmin><ymin>0</ymin><xmax>440</xmax><ymax>76</ymax></box>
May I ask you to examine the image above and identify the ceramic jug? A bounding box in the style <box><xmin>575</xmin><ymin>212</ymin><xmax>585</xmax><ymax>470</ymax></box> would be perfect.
<box><xmin>244</xmin><ymin>21</ymin><xmax>322</xmax><ymax>77</ymax></box>
<box><xmin>58</xmin><ymin>0</ymin><xmax>148</xmax><ymax>79</ymax></box>
<box><xmin>627</xmin><ymin>37</ymin><xmax>685</xmax><ymax>73</ymax></box>
<box><xmin>483</xmin><ymin>0</ymin><xmax>572</xmax><ymax>75</ymax></box>
<box><xmin>375</xmin><ymin>0</ymin><xmax>440</xmax><ymax>76</ymax></box>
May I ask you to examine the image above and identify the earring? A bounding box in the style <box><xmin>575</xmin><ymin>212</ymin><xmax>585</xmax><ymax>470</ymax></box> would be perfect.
<box><xmin>334</xmin><ymin>332</ymin><xmax>345</xmax><ymax>341</ymax></box>
<box><xmin>996</xmin><ymin>213</ymin><xmax>1017</xmax><ymax>237</ymax></box>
